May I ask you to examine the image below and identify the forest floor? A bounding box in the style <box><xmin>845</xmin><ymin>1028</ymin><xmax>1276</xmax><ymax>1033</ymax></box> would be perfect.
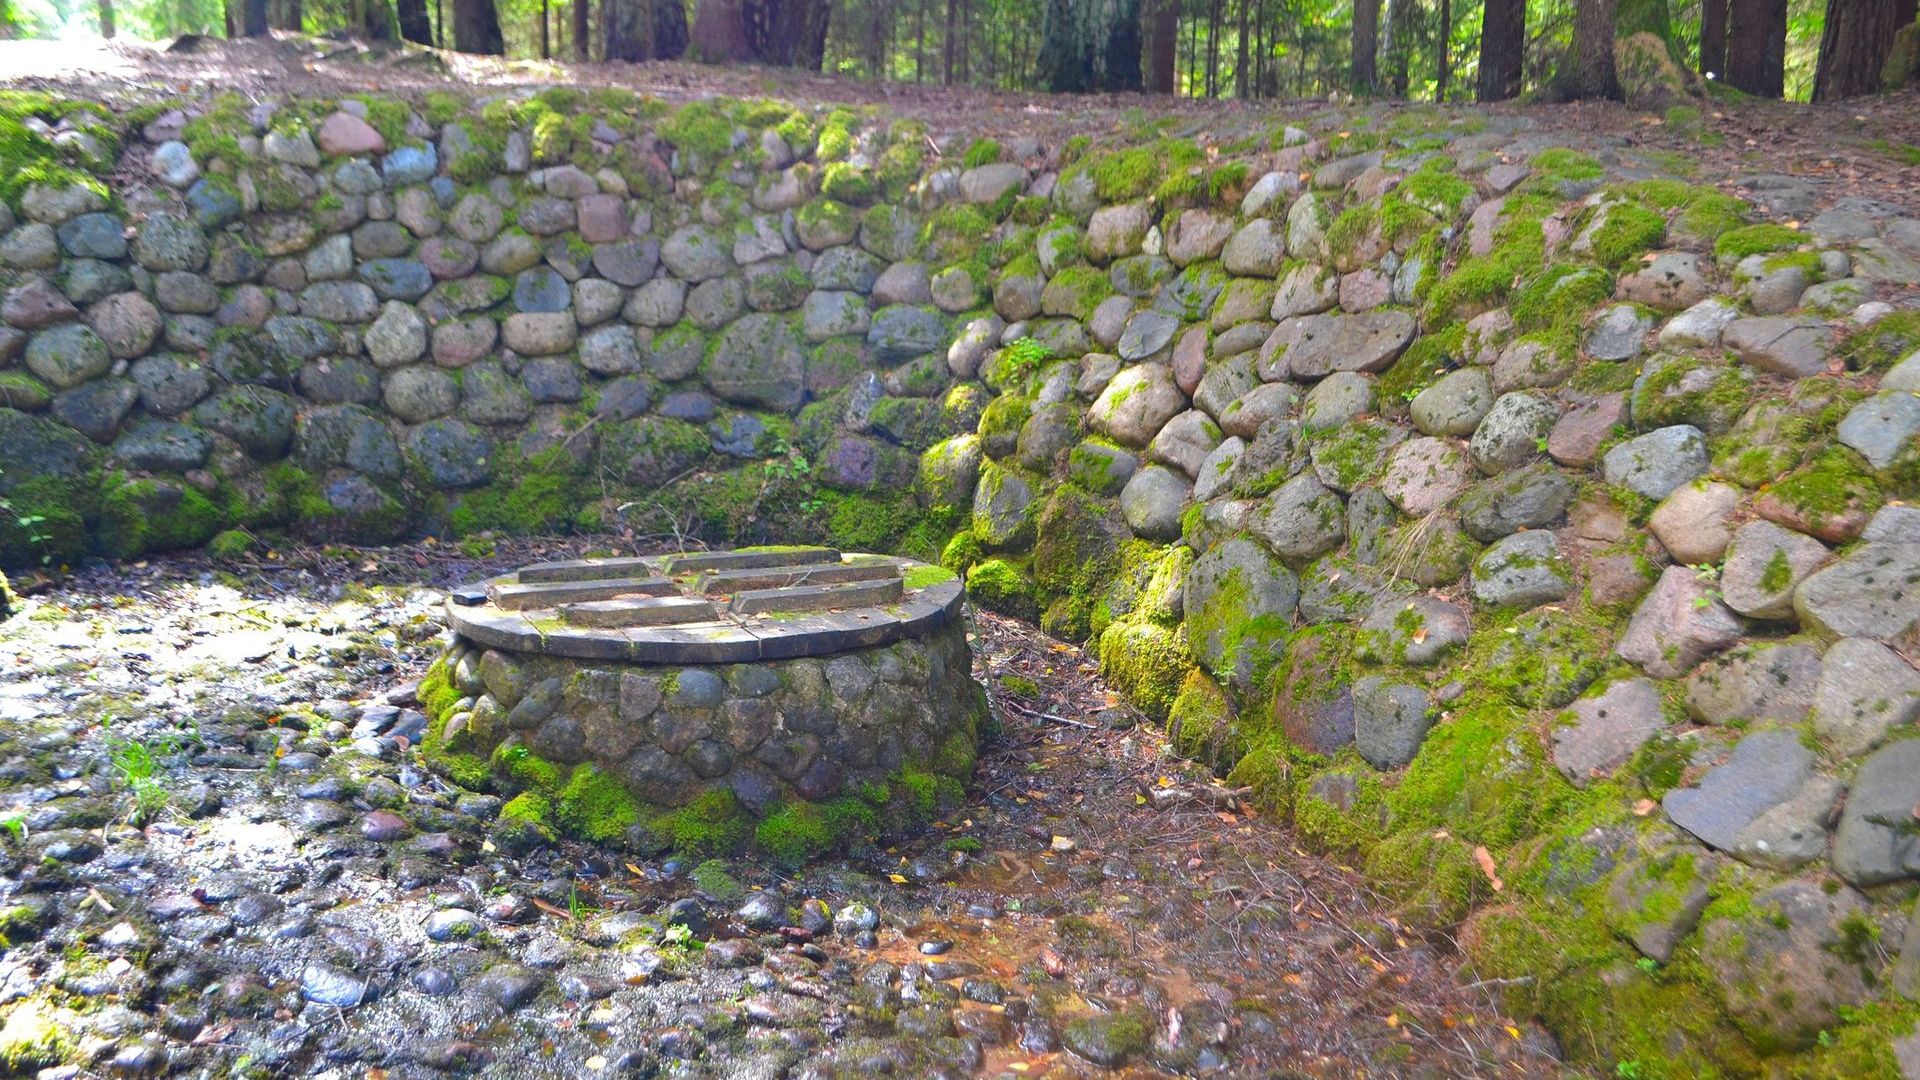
<box><xmin>0</xmin><ymin>538</ymin><xmax>1572</xmax><ymax>1077</ymax></box>
<box><xmin>2</xmin><ymin>32</ymin><xmax>1918</xmax><ymax>214</ymax></box>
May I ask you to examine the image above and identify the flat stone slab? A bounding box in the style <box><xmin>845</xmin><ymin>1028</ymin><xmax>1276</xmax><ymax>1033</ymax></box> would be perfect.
<box><xmin>562</xmin><ymin>595</ymin><xmax>719</xmax><ymax>628</ymax></box>
<box><xmin>448</xmin><ymin>551</ymin><xmax>961</xmax><ymax>663</ymax></box>
<box><xmin>728</xmin><ymin>577</ymin><xmax>904</xmax><ymax>615</ymax></box>
<box><xmin>490</xmin><ymin>577</ymin><xmax>675</xmax><ymax>610</ymax></box>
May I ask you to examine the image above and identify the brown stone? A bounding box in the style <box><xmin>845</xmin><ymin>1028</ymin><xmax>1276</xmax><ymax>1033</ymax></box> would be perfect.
<box><xmin>1547</xmin><ymin>392</ymin><xmax>1627</xmax><ymax>467</ymax></box>
<box><xmin>316</xmin><ymin>111</ymin><xmax>387</xmax><ymax>157</ymax></box>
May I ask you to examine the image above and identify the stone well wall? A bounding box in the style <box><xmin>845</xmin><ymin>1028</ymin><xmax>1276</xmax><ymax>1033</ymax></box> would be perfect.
<box><xmin>6</xmin><ymin>83</ymin><xmax>1920</xmax><ymax>1075</ymax></box>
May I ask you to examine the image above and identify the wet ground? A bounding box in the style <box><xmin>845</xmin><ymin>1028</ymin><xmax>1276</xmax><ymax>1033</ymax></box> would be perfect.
<box><xmin>0</xmin><ymin>537</ymin><xmax>1573</xmax><ymax>1077</ymax></box>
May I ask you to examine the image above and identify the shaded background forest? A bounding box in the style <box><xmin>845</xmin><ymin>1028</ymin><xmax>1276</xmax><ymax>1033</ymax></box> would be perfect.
<box><xmin>0</xmin><ymin>0</ymin><xmax>1913</xmax><ymax>110</ymax></box>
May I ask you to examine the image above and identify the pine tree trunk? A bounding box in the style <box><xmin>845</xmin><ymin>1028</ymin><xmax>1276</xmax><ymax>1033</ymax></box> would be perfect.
<box><xmin>397</xmin><ymin>0</ymin><xmax>432</xmax><ymax>43</ymax></box>
<box><xmin>97</xmin><ymin>0</ymin><xmax>115</xmax><ymax>37</ymax></box>
<box><xmin>654</xmin><ymin>0</ymin><xmax>688</xmax><ymax>58</ymax></box>
<box><xmin>605</xmin><ymin>0</ymin><xmax>649</xmax><ymax>59</ymax></box>
<box><xmin>1813</xmin><ymin>0</ymin><xmax>1909</xmax><ymax>99</ymax></box>
<box><xmin>1476</xmin><ymin>0</ymin><xmax>1523</xmax><ymax>99</ymax></box>
<box><xmin>1148</xmin><ymin>0</ymin><xmax>1177</xmax><ymax>91</ymax></box>
<box><xmin>1724</xmin><ymin>0</ymin><xmax>1786</xmax><ymax>96</ymax></box>
<box><xmin>1352</xmin><ymin>0</ymin><xmax>1379</xmax><ymax>92</ymax></box>
<box><xmin>242</xmin><ymin>0</ymin><xmax>270</xmax><ymax>34</ymax></box>
<box><xmin>1554</xmin><ymin>0</ymin><xmax>1622</xmax><ymax>98</ymax></box>
<box><xmin>1436</xmin><ymin>0</ymin><xmax>1450</xmax><ymax>99</ymax></box>
<box><xmin>449</xmin><ymin>0</ymin><xmax>500</xmax><ymax>52</ymax></box>
<box><xmin>1205</xmin><ymin>0</ymin><xmax>1221</xmax><ymax>96</ymax></box>
<box><xmin>1105</xmin><ymin>0</ymin><xmax>1143</xmax><ymax>89</ymax></box>
<box><xmin>1382</xmin><ymin>0</ymin><xmax>1411</xmax><ymax>96</ymax></box>
<box><xmin>359</xmin><ymin>0</ymin><xmax>397</xmax><ymax>39</ymax></box>
<box><xmin>1699</xmin><ymin>0</ymin><xmax>1727</xmax><ymax>76</ymax></box>
<box><xmin>573</xmin><ymin>0</ymin><xmax>590</xmax><ymax>58</ymax></box>
<box><xmin>943</xmin><ymin>0</ymin><xmax>957</xmax><ymax>81</ymax></box>
<box><xmin>1235</xmin><ymin>0</ymin><xmax>1249</xmax><ymax>96</ymax></box>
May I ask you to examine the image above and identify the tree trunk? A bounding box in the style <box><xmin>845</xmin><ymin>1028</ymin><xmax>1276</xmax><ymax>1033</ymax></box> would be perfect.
<box><xmin>1814</xmin><ymin>0</ymin><xmax>1910</xmax><ymax>99</ymax></box>
<box><xmin>1352</xmin><ymin>0</ymin><xmax>1378</xmax><ymax>92</ymax></box>
<box><xmin>1106</xmin><ymin>0</ymin><xmax>1144</xmax><ymax>89</ymax></box>
<box><xmin>1234</xmin><ymin>0</ymin><xmax>1249</xmax><ymax>95</ymax></box>
<box><xmin>573</xmin><ymin>0</ymin><xmax>590</xmax><ymax>58</ymax></box>
<box><xmin>1724</xmin><ymin>0</ymin><xmax>1786</xmax><ymax>96</ymax></box>
<box><xmin>97</xmin><ymin>0</ymin><xmax>114</xmax><ymax>37</ymax></box>
<box><xmin>1382</xmin><ymin>0</ymin><xmax>1411</xmax><ymax>96</ymax></box>
<box><xmin>1436</xmin><ymin>0</ymin><xmax>1449</xmax><ymax>99</ymax></box>
<box><xmin>269</xmin><ymin>0</ymin><xmax>301</xmax><ymax>31</ymax></box>
<box><xmin>1205</xmin><ymin>0</ymin><xmax>1221</xmax><ymax>96</ymax></box>
<box><xmin>1699</xmin><ymin>0</ymin><xmax>1727</xmax><ymax>76</ymax></box>
<box><xmin>1554</xmin><ymin>0</ymin><xmax>1622</xmax><ymax>98</ymax></box>
<box><xmin>655</xmin><ymin>0</ymin><xmax>689</xmax><ymax>57</ymax></box>
<box><xmin>605</xmin><ymin>0</ymin><xmax>649</xmax><ymax>59</ymax></box>
<box><xmin>242</xmin><ymin>0</ymin><xmax>270</xmax><ymax>34</ymax></box>
<box><xmin>692</xmin><ymin>0</ymin><xmax>754</xmax><ymax>60</ymax></box>
<box><xmin>397</xmin><ymin>0</ymin><xmax>432</xmax><ymax>43</ymax></box>
<box><xmin>449</xmin><ymin>0</ymin><xmax>500</xmax><ymax>52</ymax></box>
<box><xmin>943</xmin><ymin>0</ymin><xmax>957</xmax><ymax>81</ymax></box>
<box><xmin>1148</xmin><ymin>0</ymin><xmax>1177</xmax><ymax>91</ymax></box>
<box><xmin>1476</xmin><ymin>0</ymin><xmax>1523</xmax><ymax>99</ymax></box>
<box><xmin>358</xmin><ymin>0</ymin><xmax>397</xmax><ymax>39</ymax></box>
<box><xmin>1035</xmin><ymin>0</ymin><xmax>1096</xmax><ymax>92</ymax></box>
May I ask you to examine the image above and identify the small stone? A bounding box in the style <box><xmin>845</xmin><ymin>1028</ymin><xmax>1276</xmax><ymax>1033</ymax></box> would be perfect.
<box><xmin>1617</xmin><ymin>565</ymin><xmax>1743</xmax><ymax>678</ymax></box>
<box><xmin>1647</xmin><ymin>481</ymin><xmax>1741</xmax><ymax>565</ymax></box>
<box><xmin>1811</xmin><ymin>637</ymin><xmax>1920</xmax><ymax>756</ymax></box>
<box><xmin>1552</xmin><ymin>678</ymin><xmax>1666</xmax><ymax>785</ymax></box>
<box><xmin>316</xmin><ymin>111</ymin><xmax>387</xmax><ymax>157</ymax></box>
<box><xmin>1601</xmin><ymin>425</ymin><xmax>1708</xmax><ymax>499</ymax></box>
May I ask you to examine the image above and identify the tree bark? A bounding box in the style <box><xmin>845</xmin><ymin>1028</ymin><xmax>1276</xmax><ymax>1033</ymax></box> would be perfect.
<box><xmin>1724</xmin><ymin>0</ymin><xmax>1786</xmax><ymax>96</ymax></box>
<box><xmin>97</xmin><ymin>0</ymin><xmax>114</xmax><ymax>37</ymax></box>
<box><xmin>943</xmin><ymin>0</ymin><xmax>958</xmax><ymax>81</ymax></box>
<box><xmin>397</xmin><ymin>0</ymin><xmax>432</xmax><ymax>43</ymax></box>
<box><xmin>1699</xmin><ymin>0</ymin><xmax>1727</xmax><ymax>76</ymax></box>
<box><xmin>1205</xmin><ymin>0</ymin><xmax>1221</xmax><ymax>96</ymax></box>
<box><xmin>269</xmin><ymin>0</ymin><xmax>301</xmax><ymax>31</ymax></box>
<box><xmin>449</xmin><ymin>0</ymin><xmax>500</xmax><ymax>52</ymax></box>
<box><xmin>1814</xmin><ymin>0</ymin><xmax>1911</xmax><ymax>99</ymax></box>
<box><xmin>1106</xmin><ymin>0</ymin><xmax>1144</xmax><ymax>89</ymax></box>
<box><xmin>1476</xmin><ymin>0</ymin><xmax>1523</xmax><ymax>99</ymax></box>
<box><xmin>242</xmin><ymin>0</ymin><xmax>270</xmax><ymax>34</ymax></box>
<box><xmin>692</xmin><ymin>0</ymin><xmax>754</xmax><ymax>60</ymax></box>
<box><xmin>573</xmin><ymin>0</ymin><xmax>590</xmax><ymax>58</ymax></box>
<box><xmin>605</xmin><ymin>0</ymin><xmax>650</xmax><ymax>59</ymax></box>
<box><xmin>1436</xmin><ymin>0</ymin><xmax>1449</xmax><ymax>99</ymax></box>
<box><xmin>1554</xmin><ymin>0</ymin><xmax>1623</xmax><ymax>98</ymax></box>
<box><xmin>358</xmin><ymin>0</ymin><xmax>397</xmax><ymax>39</ymax></box>
<box><xmin>1235</xmin><ymin>0</ymin><xmax>1249</xmax><ymax>96</ymax></box>
<box><xmin>1381</xmin><ymin>0</ymin><xmax>1411</xmax><ymax>96</ymax></box>
<box><xmin>1148</xmin><ymin>0</ymin><xmax>1177</xmax><ymax>91</ymax></box>
<box><xmin>1352</xmin><ymin>0</ymin><xmax>1379</xmax><ymax>92</ymax></box>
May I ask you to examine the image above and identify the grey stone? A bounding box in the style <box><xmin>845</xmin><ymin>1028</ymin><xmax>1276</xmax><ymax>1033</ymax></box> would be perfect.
<box><xmin>1658</xmin><ymin>297</ymin><xmax>1740</xmax><ymax>349</ymax></box>
<box><xmin>1409</xmin><ymin>367</ymin><xmax>1494</xmax><ymax>437</ymax></box>
<box><xmin>1457</xmin><ymin>463</ymin><xmax>1575</xmax><ymax>542</ymax></box>
<box><xmin>1281</xmin><ymin>310</ymin><xmax>1416</xmax><ymax>377</ymax></box>
<box><xmin>1090</xmin><ymin>362</ymin><xmax>1186</xmax><ymax>447</ymax></box>
<box><xmin>1793</xmin><ymin>542</ymin><xmax>1920</xmax><ymax>642</ymax></box>
<box><xmin>1357</xmin><ymin>594</ymin><xmax>1468</xmax><ymax>667</ymax></box>
<box><xmin>578</xmin><ymin>324</ymin><xmax>642</xmax><ymax>377</ymax></box>
<box><xmin>706</xmin><ymin>313</ymin><xmax>806</xmax><ymax>412</ymax></box>
<box><xmin>1221</xmin><ymin>218</ymin><xmax>1285</xmax><ymax>276</ymax></box>
<box><xmin>1149</xmin><ymin>409</ymin><xmax>1222</xmax><ymax>477</ymax></box>
<box><xmin>1837</xmin><ymin>390</ymin><xmax>1920</xmax><ymax>469</ymax></box>
<box><xmin>364</xmin><ymin>302</ymin><xmax>427</xmax><ymax>368</ymax></box>
<box><xmin>1472</xmin><ymin>530</ymin><xmax>1573</xmax><ymax>609</ymax></box>
<box><xmin>193</xmin><ymin>386</ymin><xmax>296</xmax><ymax>458</ymax></box>
<box><xmin>1299</xmin><ymin>371</ymin><xmax>1375</xmax><ymax>431</ymax></box>
<box><xmin>25</xmin><ymin>323</ymin><xmax>111</xmax><ymax>388</ymax></box>
<box><xmin>1468</xmin><ymin>391</ymin><xmax>1556</xmax><ymax>474</ymax></box>
<box><xmin>1683</xmin><ymin>643</ymin><xmax>1823</xmax><ymax>725</ymax></box>
<box><xmin>130</xmin><ymin>212</ymin><xmax>208</xmax><ymax>272</ymax></box>
<box><xmin>1700</xmin><ymin>880</ymin><xmax>1876</xmax><ymax>1048</ymax></box>
<box><xmin>405</xmin><ymin>419</ymin><xmax>492</xmax><ymax>489</ymax></box>
<box><xmin>112</xmin><ymin>419</ymin><xmax>211</xmax><ymax>471</ymax></box>
<box><xmin>1665</xmin><ymin>729</ymin><xmax>1814</xmax><ymax>852</ymax></box>
<box><xmin>1552</xmin><ymin>678</ymin><xmax>1665</xmax><ymax>785</ymax></box>
<box><xmin>1249</xmin><ymin>473</ymin><xmax>1345</xmax><ymax>564</ymax></box>
<box><xmin>1584</xmin><ymin>304</ymin><xmax>1652</xmax><ymax>360</ymax></box>
<box><xmin>1379</xmin><ymin>435</ymin><xmax>1475</xmax><ymax>516</ymax></box>
<box><xmin>1601</xmin><ymin>425</ymin><xmax>1708</xmax><ymax>499</ymax></box>
<box><xmin>1352</xmin><ymin>677</ymin><xmax>1432</xmax><ymax>769</ymax></box>
<box><xmin>130</xmin><ymin>354</ymin><xmax>213</xmax><ymax>415</ymax></box>
<box><xmin>1834</xmin><ymin>739</ymin><xmax>1920</xmax><ymax>885</ymax></box>
<box><xmin>1618</xmin><ymin>565</ymin><xmax>1744</xmax><ymax>678</ymax></box>
<box><xmin>1183</xmin><ymin>536</ymin><xmax>1299</xmax><ymax>689</ymax></box>
<box><xmin>866</xmin><ymin>306</ymin><xmax>945</xmax><ymax>362</ymax></box>
<box><xmin>1617</xmin><ymin>252</ymin><xmax>1710</xmax><ymax>311</ymax></box>
<box><xmin>971</xmin><ymin>465</ymin><xmax>1036</xmax><ymax>549</ymax></box>
<box><xmin>55</xmin><ymin>212</ymin><xmax>126</xmax><ymax>259</ymax></box>
<box><xmin>500</xmin><ymin>312</ymin><xmax>577</xmax><ymax>356</ymax></box>
<box><xmin>1606</xmin><ymin>847</ymin><xmax>1715</xmax><ymax>963</ymax></box>
<box><xmin>84</xmin><ymin>292</ymin><xmax>161</xmax><ymax>359</ymax></box>
<box><xmin>52</xmin><ymin>378</ymin><xmax>137</xmax><ymax>442</ymax></box>
<box><xmin>383</xmin><ymin>366</ymin><xmax>460</xmax><ymax>423</ymax></box>
<box><xmin>1719</xmin><ymin>520</ymin><xmax>1832</xmax><ymax>619</ymax></box>
<box><xmin>1119</xmin><ymin>464</ymin><xmax>1189</xmax><ymax>543</ymax></box>
<box><xmin>1724</xmin><ymin>315</ymin><xmax>1832</xmax><ymax>378</ymax></box>
<box><xmin>1117</xmin><ymin>309</ymin><xmax>1179</xmax><ymax>361</ymax></box>
<box><xmin>1812</xmin><ymin>637</ymin><xmax>1920</xmax><ymax>756</ymax></box>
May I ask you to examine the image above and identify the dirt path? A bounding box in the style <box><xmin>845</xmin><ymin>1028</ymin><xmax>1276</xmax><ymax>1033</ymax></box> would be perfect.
<box><xmin>0</xmin><ymin>538</ymin><xmax>1572</xmax><ymax>1077</ymax></box>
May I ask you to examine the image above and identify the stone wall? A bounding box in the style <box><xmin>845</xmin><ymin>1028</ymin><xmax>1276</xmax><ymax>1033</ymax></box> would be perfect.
<box><xmin>6</xmin><ymin>84</ymin><xmax>1920</xmax><ymax>1074</ymax></box>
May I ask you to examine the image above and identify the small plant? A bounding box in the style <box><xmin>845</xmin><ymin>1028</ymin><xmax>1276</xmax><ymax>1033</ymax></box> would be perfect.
<box><xmin>659</xmin><ymin>921</ymin><xmax>704</xmax><ymax>953</ymax></box>
<box><xmin>1616</xmin><ymin>1061</ymin><xmax>1644</xmax><ymax>1080</ymax></box>
<box><xmin>107</xmin><ymin>737</ymin><xmax>178</xmax><ymax>824</ymax></box>
<box><xmin>1635</xmin><ymin>956</ymin><xmax>1658</xmax><ymax>973</ymax></box>
<box><xmin>1001</xmin><ymin>336</ymin><xmax>1054</xmax><ymax>383</ymax></box>
<box><xmin>0</xmin><ymin>812</ymin><xmax>25</xmax><ymax>843</ymax></box>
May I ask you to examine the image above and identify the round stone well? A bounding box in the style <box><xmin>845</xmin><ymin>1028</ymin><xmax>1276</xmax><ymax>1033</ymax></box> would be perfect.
<box><xmin>421</xmin><ymin>546</ymin><xmax>985</xmax><ymax>847</ymax></box>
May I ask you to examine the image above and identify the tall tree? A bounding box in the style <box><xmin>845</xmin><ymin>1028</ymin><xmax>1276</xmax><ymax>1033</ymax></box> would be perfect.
<box><xmin>1352</xmin><ymin>0</ymin><xmax>1379</xmax><ymax>92</ymax></box>
<box><xmin>1436</xmin><ymin>0</ymin><xmax>1450</xmax><ymax>98</ymax></box>
<box><xmin>1476</xmin><ymin>0</ymin><xmax>1523</xmax><ymax>99</ymax></box>
<box><xmin>1554</xmin><ymin>0</ymin><xmax>1622</xmax><ymax>98</ymax></box>
<box><xmin>1381</xmin><ymin>0</ymin><xmax>1412</xmax><ymax>96</ymax></box>
<box><xmin>692</xmin><ymin>0</ymin><xmax>825</xmax><ymax>66</ymax></box>
<box><xmin>1814</xmin><ymin>0</ymin><xmax>1917</xmax><ymax>99</ymax></box>
<box><xmin>1036</xmin><ymin>0</ymin><xmax>1097</xmax><ymax>91</ymax></box>
<box><xmin>608</xmin><ymin>0</ymin><xmax>689</xmax><ymax>59</ymax></box>
<box><xmin>1147</xmin><ymin>0</ymin><xmax>1177</xmax><ymax>91</ymax></box>
<box><xmin>943</xmin><ymin>0</ymin><xmax>959</xmax><ymax>82</ymax></box>
<box><xmin>1723</xmin><ymin>0</ymin><xmax>1786</xmax><ymax>96</ymax></box>
<box><xmin>397</xmin><ymin>0</ymin><xmax>432</xmax><ymax>43</ymax></box>
<box><xmin>241</xmin><ymin>0</ymin><xmax>269</xmax><ymax>34</ymax></box>
<box><xmin>574</xmin><ymin>0</ymin><xmax>590</xmax><ymax>58</ymax></box>
<box><xmin>96</xmin><ymin>0</ymin><xmax>114</xmax><ymax>36</ymax></box>
<box><xmin>355</xmin><ymin>0</ymin><xmax>397</xmax><ymax>38</ymax></box>
<box><xmin>692</xmin><ymin>0</ymin><xmax>755</xmax><ymax>60</ymax></box>
<box><xmin>449</xmin><ymin>0</ymin><xmax>500</xmax><ymax>52</ymax></box>
<box><xmin>1106</xmin><ymin>0</ymin><xmax>1143</xmax><ymax>89</ymax></box>
<box><xmin>1235</xmin><ymin>0</ymin><xmax>1249</xmax><ymax>96</ymax></box>
<box><xmin>1699</xmin><ymin>0</ymin><xmax>1727</xmax><ymax>76</ymax></box>
<box><xmin>269</xmin><ymin>0</ymin><xmax>301</xmax><ymax>31</ymax></box>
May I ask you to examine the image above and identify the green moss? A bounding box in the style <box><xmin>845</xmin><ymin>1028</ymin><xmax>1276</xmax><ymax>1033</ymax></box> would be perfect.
<box><xmin>659</xmin><ymin>100</ymin><xmax>735</xmax><ymax>161</ymax></box>
<box><xmin>1168</xmin><ymin>668</ymin><xmax>1240</xmax><ymax>766</ymax></box>
<box><xmin>1526</xmin><ymin>148</ymin><xmax>1606</xmax><ymax>187</ymax></box>
<box><xmin>1838</xmin><ymin>310</ymin><xmax>1920</xmax><ymax>372</ymax></box>
<box><xmin>1070</xmin><ymin>139</ymin><xmax>1205</xmax><ymax>202</ymax></box>
<box><xmin>1714</xmin><ymin>223</ymin><xmax>1803</xmax><ymax>260</ymax></box>
<box><xmin>95</xmin><ymin>475</ymin><xmax>227</xmax><ymax>560</ymax></box>
<box><xmin>1291</xmin><ymin>762</ymin><xmax>1391</xmax><ymax>855</ymax></box>
<box><xmin>498</xmin><ymin>792</ymin><xmax>555</xmax><ymax>844</ymax></box>
<box><xmin>966</xmin><ymin>557</ymin><xmax>1039</xmax><ymax>621</ymax></box>
<box><xmin>1512</xmin><ymin>264</ymin><xmax>1614</xmax><ymax>333</ymax></box>
<box><xmin>1586</xmin><ymin>201</ymin><xmax>1667</xmax><ymax>269</ymax></box>
<box><xmin>492</xmin><ymin>742</ymin><xmax>563</xmax><ymax>793</ymax></box>
<box><xmin>0</xmin><ymin>1001</ymin><xmax>77</xmax><ymax>1071</ymax></box>
<box><xmin>940</xmin><ymin>529</ymin><xmax>986</xmax><ymax>576</ymax></box>
<box><xmin>448</xmin><ymin>446</ymin><xmax>597</xmax><ymax>537</ymax></box>
<box><xmin>645</xmin><ymin>789</ymin><xmax>751</xmax><ymax>859</ymax></box>
<box><xmin>554</xmin><ymin>764</ymin><xmax>642</xmax><ymax>843</ymax></box>
<box><xmin>1390</xmin><ymin>701</ymin><xmax>1576</xmax><ymax>848</ymax></box>
<box><xmin>1096</xmin><ymin>620</ymin><xmax>1191</xmax><ymax>723</ymax></box>
<box><xmin>820</xmin><ymin>161</ymin><xmax>876</xmax><ymax>205</ymax></box>
<box><xmin>1768</xmin><ymin>446</ymin><xmax>1882</xmax><ymax>531</ymax></box>
<box><xmin>1364</xmin><ymin>829</ymin><xmax>1489</xmax><ymax>926</ymax></box>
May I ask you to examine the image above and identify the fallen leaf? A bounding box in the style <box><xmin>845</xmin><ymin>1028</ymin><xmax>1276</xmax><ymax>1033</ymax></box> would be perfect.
<box><xmin>887</xmin><ymin>873</ymin><xmax>908</xmax><ymax>884</ymax></box>
<box><xmin>1473</xmin><ymin>845</ymin><xmax>1504</xmax><ymax>892</ymax></box>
